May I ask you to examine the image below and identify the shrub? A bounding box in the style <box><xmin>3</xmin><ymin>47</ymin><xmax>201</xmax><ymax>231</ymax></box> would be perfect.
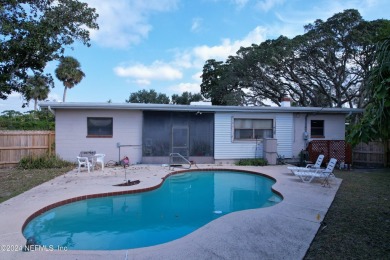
<box><xmin>0</xmin><ymin>110</ymin><xmax>55</xmax><ymax>130</ymax></box>
<box><xmin>18</xmin><ymin>154</ymin><xmax>73</xmax><ymax>169</ymax></box>
<box><xmin>235</xmin><ymin>158</ymin><xmax>268</xmax><ymax>166</ymax></box>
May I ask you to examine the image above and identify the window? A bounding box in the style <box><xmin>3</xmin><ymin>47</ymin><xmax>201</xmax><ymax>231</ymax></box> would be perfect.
<box><xmin>87</xmin><ymin>117</ymin><xmax>113</xmax><ymax>137</ymax></box>
<box><xmin>234</xmin><ymin>119</ymin><xmax>273</xmax><ymax>140</ymax></box>
<box><xmin>311</xmin><ymin>120</ymin><xmax>324</xmax><ymax>137</ymax></box>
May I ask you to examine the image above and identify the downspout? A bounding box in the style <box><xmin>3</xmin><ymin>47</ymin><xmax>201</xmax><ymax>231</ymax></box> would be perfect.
<box><xmin>297</xmin><ymin>113</ymin><xmax>310</xmax><ymax>166</ymax></box>
<box><xmin>304</xmin><ymin>113</ymin><xmax>309</xmax><ymax>149</ymax></box>
<box><xmin>48</xmin><ymin>106</ymin><xmax>55</xmax><ymax>115</ymax></box>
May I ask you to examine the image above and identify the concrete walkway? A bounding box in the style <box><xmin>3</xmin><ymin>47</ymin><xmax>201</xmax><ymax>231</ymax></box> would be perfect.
<box><xmin>0</xmin><ymin>164</ymin><xmax>341</xmax><ymax>260</ymax></box>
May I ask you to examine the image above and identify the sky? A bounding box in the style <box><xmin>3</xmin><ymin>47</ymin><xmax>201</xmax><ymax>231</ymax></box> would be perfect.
<box><xmin>2</xmin><ymin>0</ymin><xmax>390</xmax><ymax>112</ymax></box>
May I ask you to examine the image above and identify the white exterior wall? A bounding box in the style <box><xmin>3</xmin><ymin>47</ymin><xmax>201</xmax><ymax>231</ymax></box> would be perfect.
<box><xmin>53</xmin><ymin>108</ymin><xmax>346</xmax><ymax>164</ymax></box>
<box><xmin>314</xmin><ymin>114</ymin><xmax>346</xmax><ymax>140</ymax></box>
<box><xmin>55</xmin><ymin>109</ymin><xmax>143</xmax><ymax>164</ymax></box>
<box><xmin>214</xmin><ymin>113</ymin><xmax>293</xmax><ymax>160</ymax></box>
<box><xmin>292</xmin><ymin>113</ymin><xmax>346</xmax><ymax>158</ymax></box>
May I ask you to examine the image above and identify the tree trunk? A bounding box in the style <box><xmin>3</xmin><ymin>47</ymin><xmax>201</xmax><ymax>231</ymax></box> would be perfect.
<box><xmin>63</xmin><ymin>86</ymin><xmax>67</xmax><ymax>102</ymax></box>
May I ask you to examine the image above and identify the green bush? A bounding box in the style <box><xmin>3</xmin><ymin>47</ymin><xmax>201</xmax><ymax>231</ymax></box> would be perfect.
<box><xmin>18</xmin><ymin>154</ymin><xmax>73</xmax><ymax>169</ymax></box>
<box><xmin>0</xmin><ymin>110</ymin><xmax>54</xmax><ymax>130</ymax></box>
<box><xmin>235</xmin><ymin>158</ymin><xmax>268</xmax><ymax>166</ymax></box>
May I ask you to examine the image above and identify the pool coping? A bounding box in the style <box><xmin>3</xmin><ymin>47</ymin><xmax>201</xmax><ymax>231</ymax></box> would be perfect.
<box><xmin>22</xmin><ymin>168</ymin><xmax>282</xmax><ymax>233</ymax></box>
<box><xmin>21</xmin><ymin>168</ymin><xmax>284</xmax><ymax>235</ymax></box>
<box><xmin>0</xmin><ymin>164</ymin><xmax>341</xmax><ymax>260</ymax></box>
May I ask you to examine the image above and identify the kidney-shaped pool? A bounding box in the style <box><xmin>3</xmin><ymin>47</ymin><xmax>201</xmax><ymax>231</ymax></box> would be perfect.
<box><xmin>23</xmin><ymin>170</ymin><xmax>282</xmax><ymax>250</ymax></box>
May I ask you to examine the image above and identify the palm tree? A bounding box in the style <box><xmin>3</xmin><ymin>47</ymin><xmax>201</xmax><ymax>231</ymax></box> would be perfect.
<box><xmin>25</xmin><ymin>75</ymin><xmax>51</xmax><ymax>110</ymax></box>
<box><xmin>55</xmin><ymin>56</ymin><xmax>85</xmax><ymax>102</ymax></box>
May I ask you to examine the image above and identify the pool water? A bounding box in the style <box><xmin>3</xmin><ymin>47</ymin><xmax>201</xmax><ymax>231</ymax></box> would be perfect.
<box><xmin>23</xmin><ymin>170</ymin><xmax>282</xmax><ymax>250</ymax></box>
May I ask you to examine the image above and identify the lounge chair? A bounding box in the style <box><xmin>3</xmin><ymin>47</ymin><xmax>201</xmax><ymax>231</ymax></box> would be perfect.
<box><xmin>287</xmin><ymin>154</ymin><xmax>324</xmax><ymax>174</ymax></box>
<box><xmin>294</xmin><ymin>158</ymin><xmax>337</xmax><ymax>184</ymax></box>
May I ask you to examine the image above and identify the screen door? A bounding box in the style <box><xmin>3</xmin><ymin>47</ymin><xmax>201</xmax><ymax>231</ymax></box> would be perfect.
<box><xmin>172</xmin><ymin>126</ymin><xmax>189</xmax><ymax>162</ymax></box>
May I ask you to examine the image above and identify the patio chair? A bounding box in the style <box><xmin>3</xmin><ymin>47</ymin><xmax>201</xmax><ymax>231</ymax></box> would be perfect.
<box><xmin>94</xmin><ymin>154</ymin><xmax>106</xmax><ymax>171</ymax></box>
<box><xmin>77</xmin><ymin>156</ymin><xmax>93</xmax><ymax>173</ymax></box>
<box><xmin>287</xmin><ymin>154</ymin><xmax>324</xmax><ymax>174</ymax></box>
<box><xmin>294</xmin><ymin>158</ymin><xmax>337</xmax><ymax>184</ymax></box>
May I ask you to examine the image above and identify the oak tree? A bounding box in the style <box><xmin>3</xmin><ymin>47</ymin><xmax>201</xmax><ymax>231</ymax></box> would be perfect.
<box><xmin>0</xmin><ymin>0</ymin><xmax>98</xmax><ymax>100</ymax></box>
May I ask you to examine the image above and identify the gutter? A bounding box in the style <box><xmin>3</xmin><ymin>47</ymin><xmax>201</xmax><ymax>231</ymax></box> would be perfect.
<box><xmin>39</xmin><ymin>102</ymin><xmax>364</xmax><ymax>115</ymax></box>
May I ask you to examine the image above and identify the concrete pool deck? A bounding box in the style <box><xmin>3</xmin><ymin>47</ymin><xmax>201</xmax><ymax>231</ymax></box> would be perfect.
<box><xmin>0</xmin><ymin>164</ymin><xmax>341</xmax><ymax>260</ymax></box>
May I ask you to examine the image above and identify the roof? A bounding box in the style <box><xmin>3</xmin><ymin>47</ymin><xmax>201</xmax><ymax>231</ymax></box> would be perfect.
<box><xmin>38</xmin><ymin>102</ymin><xmax>363</xmax><ymax>114</ymax></box>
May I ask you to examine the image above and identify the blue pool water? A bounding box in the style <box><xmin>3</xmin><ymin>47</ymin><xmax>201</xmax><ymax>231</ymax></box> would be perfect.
<box><xmin>23</xmin><ymin>170</ymin><xmax>282</xmax><ymax>250</ymax></box>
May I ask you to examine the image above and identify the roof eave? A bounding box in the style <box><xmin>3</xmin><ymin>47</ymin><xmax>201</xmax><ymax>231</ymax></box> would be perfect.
<box><xmin>38</xmin><ymin>102</ymin><xmax>364</xmax><ymax>114</ymax></box>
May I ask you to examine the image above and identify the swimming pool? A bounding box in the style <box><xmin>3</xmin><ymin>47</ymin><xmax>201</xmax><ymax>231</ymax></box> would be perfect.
<box><xmin>23</xmin><ymin>170</ymin><xmax>282</xmax><ymax>250</ymax></box>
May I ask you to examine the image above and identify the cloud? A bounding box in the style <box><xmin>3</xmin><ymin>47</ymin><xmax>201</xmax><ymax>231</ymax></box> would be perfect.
<box><xmin>192</xmin><ymin>72</ymin><xmax>202</xmax><ymax>82</ymax></box>
<box><xmin>216</xmin><ymin>0</ymin><xmax>249</xmax><ymax>9</ymax></box>
<box><xmin>169</xmin><ymin>82</ymin><xmax>201</xmax><ymax>93</ymax></box>
<box><xmin>267</xmin><ymin>0</ymin><xmax>389</xmax><ymax>38</ymax></box>
<box><xmin>8</xmin><ymin>92</ymin><xmax>23</xmax><ymax>98</ymax></box>
<box><xmin>47</xmin><ymin>93</ymin><xmax>62</xmax><ymax>102</ymax></box>
<box><xmin>85</xmin><ymin>0</ymin><xmax>178</xmax><ymax>48</ymax></box>
<box><xmin>191</xmin><ymin>17</ymin><xmax>203</xmax><ymax>33</ymax></box>
<box><xmin>114</xmin><ymin>26</ymin><xmax>267</xmax><ymax>88</ymax></box>
<box><xmin>134</xmin><ymin>79</ymin><xmax>151</xmax><ymax>86</ymax></box>
<box><xmin>0</xmin><ymin>93</ymin><xmax>23</xmax><ymax>111</ymax></box>
<box><xmin>232</xmin><ymin>0</ymin><xmax>250</xmax><ymax>9</ymax></box>
<box><xmin>168</xmin><ymin>26</ymin><xmax>267</xmax><ymax>91</ymax></box>
<box><xmin>172</xmin><ymin>50</ymin><xmax>194</xmax><ymax>69</ymax></box>
<box><xmin>114</xmin><ymin>61</ymin><xmax>183</xmax><ymax>83</ymax></box>
<box><xmin>192</xmin><ymin>26</ymin><xmax>267</xmax><ymax>62</ymax></box>
<box><xmin>255</xmin><ymin>0</ymin><xmax>285</xmax><ymax>12</ymax></box>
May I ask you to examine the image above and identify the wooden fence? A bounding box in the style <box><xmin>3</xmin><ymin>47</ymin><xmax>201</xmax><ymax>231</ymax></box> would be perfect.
<box><xmin>0</xmin><ymin>131</ymin><xmax>55</xmax><ymax>167</ymax></box>
<box><xmin>352</xmin><ymin>141</ymin><xmax>389</xmax><ymax>167</ymax></box>
<box><xmin>307</xmin><ymin>140</ymin><xmax>389</xmax><ymax>168</ymax></box>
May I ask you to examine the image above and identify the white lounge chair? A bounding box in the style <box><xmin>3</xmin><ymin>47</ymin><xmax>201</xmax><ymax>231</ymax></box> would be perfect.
<box><xmin>294</xmin><ymin>158</ymin><xmax>337</xmax><ymax>184</ymax></box>
<box><xmin>77</xmin><ymin>156</ymin><xmax>93</xmax><ymax>173</ymax></box>
<box><xmin>287</xmin><ymin>154</ymin><xmax>324</xmax><ymax>174</ymax></box>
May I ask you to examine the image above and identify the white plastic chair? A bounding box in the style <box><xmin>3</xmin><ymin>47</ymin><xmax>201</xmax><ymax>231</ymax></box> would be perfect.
<box><xmin>94</xmin><ymin>154</ymin><xmax>105</xmax><ymax>171</ymax></box>
<box><xmin>77</xmin><ymin>156</ymin><xmax>92</xmax><ymax>173</ymax></box>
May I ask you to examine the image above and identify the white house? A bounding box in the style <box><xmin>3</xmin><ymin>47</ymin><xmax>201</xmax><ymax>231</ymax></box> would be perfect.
<box><xmin>39</xmin><ymin>100</ymin><xmax>362</xmax><ymax>165</ymax></box>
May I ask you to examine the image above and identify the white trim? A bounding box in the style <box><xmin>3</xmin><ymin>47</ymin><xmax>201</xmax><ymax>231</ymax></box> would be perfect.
<box><xmin>39</xmin><ymin>102</ymin><xmax>363</xmax><ymax>114</ymax></box>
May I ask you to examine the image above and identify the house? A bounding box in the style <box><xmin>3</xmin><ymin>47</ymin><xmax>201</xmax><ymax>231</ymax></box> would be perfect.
<box><xmin>39</xmin><ymin>99</ymin><xmax>362</xmax><ymax>165</ymax></box>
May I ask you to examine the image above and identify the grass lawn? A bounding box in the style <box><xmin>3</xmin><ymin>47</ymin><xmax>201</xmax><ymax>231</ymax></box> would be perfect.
<box><xmin>305</xmin><ymin>168</ymin><xmax>390</xmax><ymax>259</ymax></box>
<box><xmin>0</xmin><ymin>166</ymin><xmax>73</xmax><ymax>204</ymax></box>
<box><xmin>0</xmin><ymin>166</ymin><xmax>389</xmax><ymax>258</ymax></box>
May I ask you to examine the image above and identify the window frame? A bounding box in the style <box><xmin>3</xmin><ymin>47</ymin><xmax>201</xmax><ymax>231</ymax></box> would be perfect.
<box><xmin>233</xmin><ymin>118</ymin><xmax>274</xmax><ymax>141</ymax></box>
<box><xmin>310</xmin><ymin>120</ymin><xmax>324</xmax><ymax>138</ymax></box>
<box><xmin>87</xmin><ymin>117</ymin><xmax>113</xmax><ymax>138</ymax></box>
